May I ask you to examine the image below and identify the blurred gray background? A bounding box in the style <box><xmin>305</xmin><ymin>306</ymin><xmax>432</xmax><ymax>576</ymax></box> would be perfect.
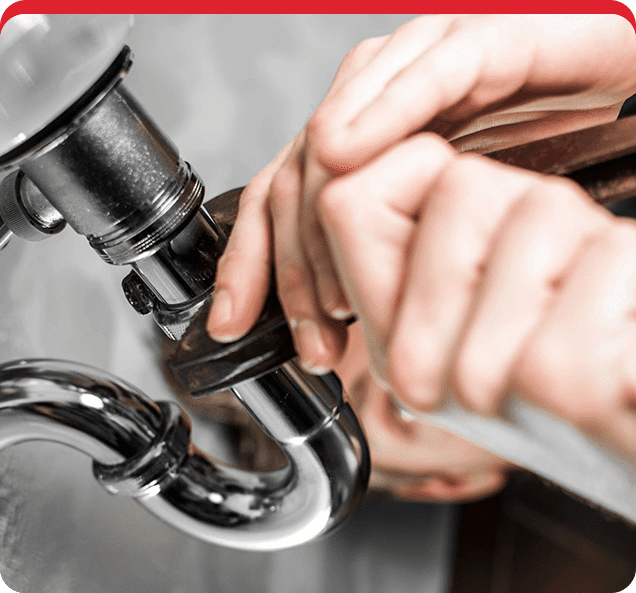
<box><xmin>0</xmin><ymin>15</ymin><xmax>456</xmax><ymax>593</ymax></box>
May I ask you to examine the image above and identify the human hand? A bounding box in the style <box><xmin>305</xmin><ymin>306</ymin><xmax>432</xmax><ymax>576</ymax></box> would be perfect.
<box><xmin>335</xmin><ymin>323</ymin><xmax>510</xmax><ymax>501</ymax></box>
<box><xmin>320</xmin><ymin>132</ymin><xmax>636</xmax><ymax>460</ymax></box>
<box><xmin>207</xmin><ymin>14</ymin><xmax>636</xmax><ymax>376</ymax></box>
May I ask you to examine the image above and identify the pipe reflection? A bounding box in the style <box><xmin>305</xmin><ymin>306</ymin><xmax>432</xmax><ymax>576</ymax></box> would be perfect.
<box><xmin>0</xmin><ymin>358</ymin><xmax>369</xmax><ymax>551</ymax></box>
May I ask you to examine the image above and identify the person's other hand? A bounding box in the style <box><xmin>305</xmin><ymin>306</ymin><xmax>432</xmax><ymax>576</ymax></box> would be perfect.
<box><xmin>207</xmin><ymin>14</ymin><xmax>636</xmax><ymax>377</ymax></box>
<box><xmin>336</xmin><ymin>323</ymin><xmax>510</xmax><ymax>501</ymax></box>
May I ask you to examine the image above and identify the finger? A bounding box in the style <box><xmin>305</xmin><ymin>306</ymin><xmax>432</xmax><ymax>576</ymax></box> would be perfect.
<box><xmin>451</xmin><ymin>177</ymin><xmax>611</xmax><ymax>414</ymax></box>
<box><xmin>307</xmin><ymin>218</ymin><xmax>352</xmax><ymax>319</ymax></box>
<box><xmin>299</xmin><ymin>138</ymin><xmax>353</xmax><ymax>320</ymax></box>
<box><xmin>318</xmin><ymin>133</ymin><xmax>455</xmax><ymax>377</ymax></box>
<box><xmin>392</xmin><ymin>468</ymin><xmax>508</xmax><ymax>502</ymax></box>
<box><xmin>299</xmin><ymin>34</ymin><xmax>393</xmax><ymax>320</ymax></box>
<box><xmin>385</xmin><ymin>155</ymin><xmax>540</xmax><ymax>411</ymax></box>
<box><xmin>513</xmin><ymin>219</ymin><xmax>636</xmax><ymax>456</ymax></box>
<box><xmin>208</xmin><ymin>34</ymin><xmax>390</xmax><ymax>340</ymax></box>
<box><xmin>341</xmin><ymin>20</ymin><xmax>534</xmax><ymax>162</ymax></box>
<box><xmin>330</xmin><ymin>15</ymin><xmax>636</xmax><ymax>168</ymax></box>
<box><xmin>301</xmin><ymin>16</ymin><xmax>494</xmax><ymax>320</ymax></box>
<box><xmin>207</xmin><ymin>139</ymin><xmax>296</xmax><ymax>341</ymax></box>
<box><xmin>353</xmin><ymin>365</ymin><xmax>508</xmax><ymax>502</ymax></box>
<box><xmin>268</xmin><ymin>137</ymin><xmax>347</xmax><ymax>373</ymax></box>
<box><xmin>307</xmin><ymin>15</ymin><xmax>455</xmax><ymax>169</ymax></box>
<box><xmin>341</xmin><ymin>326</ymin><xmax>509</xmax><ymax>502</ymax></box>
<box><xmin>322</xmin><ymin>34</ymin><xmax>390</xmax><ymax>102</ymax></box>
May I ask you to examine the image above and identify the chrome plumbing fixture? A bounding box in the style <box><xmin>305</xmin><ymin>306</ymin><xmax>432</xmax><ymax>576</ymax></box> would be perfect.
<box><xmin>3</xmin><ymin>13</ymin><xmax>636</xmax><ymax>553</ymax></box>
<box><xmin>0</xmin><ymin>359</ymin><xmax>367</xmax><ymax>550</ymax></box>
<box><xmin>0</xmin><ymin>16</ymin><xmax>370</xmax><ymax>550</ymax></box>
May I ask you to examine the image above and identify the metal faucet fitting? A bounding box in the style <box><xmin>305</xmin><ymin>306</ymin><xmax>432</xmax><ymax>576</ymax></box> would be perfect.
<box><xmin>0</xmin><ymin>40</ymin><xmax>370</xmax><ymax>549</ymax></box>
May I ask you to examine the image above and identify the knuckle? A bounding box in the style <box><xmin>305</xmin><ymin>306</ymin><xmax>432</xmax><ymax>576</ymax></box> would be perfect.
<box><xmin>506</xmin><ymin>182</ymin><xmax>561</xmax><ymax>224</ymax></box>
<box><xmin>515</xmin><ymin>193</ymin><xmax>549</xmax><ymax>223</ymax></box>
<box><xmin>519</xmin><ymin>176</ymin><xmax>588</xmax><ymax>217</ymax></box>
<box><xmin>578</xmin><ymin>218</ymin><xmax>636</xmax><ymax>262</ymax></box>
<box><xmin>418</xmin><ymin>154</ymin><xmax>485</xmax><ymax>220</ymax></box>
<box><xmin>541</xmin><ymin>176</ymin><xmax>589</xmax><ymax>208</ymax></box>
<box><xmin>453</xmin><ymin>151</ymin><xmax>488</xmax><ymax>171</ymax></box>
<box><xmin>413</xmin><ymin>131</ymin><xmax>456</xmax><ymax>160</ymax></box>
<box><xmin>306</xmin><ymin>110</ymin><xmax>341</xmax><ymax>168</ymax></box>
<box><xmin>434</xmin><ymin>153</ymin><xmax>487</xmax><ymax>195</ymax></box>
<box><xmin>238</xmin><ymin>180</ymin><xmax>263</xmax><ymax>207</ymax></box>
<box><xmin>243</xmin><ymin>162</ymin><xmax>280</xmax><ymax>201</ymax></box>
<box><xmin>542</xmin><ymin>174</ymin><xmax>585</xmax><ymax>195</ymax></box>
<box><xmin>343</xmin><ymin>36</ymin><xmax>385</xmax><ymax>68</ymax></box>
<box><xmin>216</xmin><ymin>247</ymin><xmax>241</xmax><ymax>276</ymax></box>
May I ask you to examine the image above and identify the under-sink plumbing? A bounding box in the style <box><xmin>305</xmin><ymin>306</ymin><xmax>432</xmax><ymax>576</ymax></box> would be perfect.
<box><xmin>3</xmin><ymin>14</ymin><xmax>636</xmax><ymax>553</ymax></box>
<box><xmin>0</xmin><ymin>15</ymin><xmax>369</xmax><ymax>550</ymax></box>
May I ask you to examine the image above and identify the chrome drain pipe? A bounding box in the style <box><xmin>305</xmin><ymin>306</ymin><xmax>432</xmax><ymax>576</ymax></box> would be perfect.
<box><xmin>0</xmin><ymin>359</ymin><xmax>368</xmax><ymax>551</ymax></box>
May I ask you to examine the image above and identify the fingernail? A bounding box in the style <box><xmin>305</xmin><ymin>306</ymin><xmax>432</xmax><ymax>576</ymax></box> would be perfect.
<box><xmin>330</xmin><ymin>307</ymin><xmax>353</xmax><ymax>320</ymax></box>
<box><xmin>291</xmin><ymin>319</ymin><xmax>331</xmax><ymax>374</ymax></box>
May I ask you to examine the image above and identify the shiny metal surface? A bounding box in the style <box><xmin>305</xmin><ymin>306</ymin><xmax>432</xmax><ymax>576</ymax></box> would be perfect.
<box><xmin>0</xmin><ymin>358</ymin><xmax>368</xmax><ymax>550</ymax></box>
<box><xmin>18</xmin><ymin>174</ymin><xmax>65</xmax><ymax>233</ymax></box>
<box><xmin>0</xmin><ymin>170</ymin><xmax>65</xmax><ymax>241</ymax></box>
<box><xmin>0</xmin><ymin>214</ymin><xmax>12</xmax><ymax>249</ymax></box>
<box><xmin>0</xmin><ymin>16</ymin><xmax>371</xmax><ymax>553</ymax></box>
<box><xmin>0</xmin><ymin>15</ymin><xmax>452</xmax><ymax>593</ymax></box>
<box><xmin>233</xmin><ymin>361</ymin><xmax>341</xmax><ymax>443</ymax></box>
<box><xmin>18</xmin><ymin>76</ymin><xmax>206</xmax><ymax>267</ymax></box>
<box><xmin>132</xmin><ymin>206</ymin><xmax>228</xmax><ymax>338</ymax></box>
<box><xmin>0</xmin><ymin>15</ymin><xmax>134</xmax><ymax>156</ymax></box>
<box><xmin>133</xmin><ymin>208</ymin><xmax>226</xmax><ymax>305</ymax></box>
<box><xmin>2</xmin><ymin>43</ymin><xmax>232</xmax><ymax>341</ymax></box>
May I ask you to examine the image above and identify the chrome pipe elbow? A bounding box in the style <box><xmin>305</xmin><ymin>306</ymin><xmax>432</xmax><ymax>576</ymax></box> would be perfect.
<box><xmin>0</xmin><ymin>359</ymin><xmax>369</xmax><ymax>551</ymax></box>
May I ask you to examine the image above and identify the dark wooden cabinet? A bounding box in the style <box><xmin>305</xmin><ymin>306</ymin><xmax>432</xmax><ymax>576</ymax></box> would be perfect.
<box><xmin>450</xmin><ymin>472</ymin><xmax>636</xmax><ymax>593</ymax></box>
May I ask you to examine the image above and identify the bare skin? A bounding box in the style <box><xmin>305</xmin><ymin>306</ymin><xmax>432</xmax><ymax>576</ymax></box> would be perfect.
<box><xmin>207</xmin><ymin>15</ymin><xmax>636</xmax><ymax>499</ymax></box>
<box><xmin>335</xmin><ymin>323</ymin><xmax>510</xmax><ymax>501</ymax></box>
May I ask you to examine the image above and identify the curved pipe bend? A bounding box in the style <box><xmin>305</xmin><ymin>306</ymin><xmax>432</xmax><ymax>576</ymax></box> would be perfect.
<box><xmin>0</xmin><ymin>359</ymin><xmax>369</xmax><ymax>551</ymax></box>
